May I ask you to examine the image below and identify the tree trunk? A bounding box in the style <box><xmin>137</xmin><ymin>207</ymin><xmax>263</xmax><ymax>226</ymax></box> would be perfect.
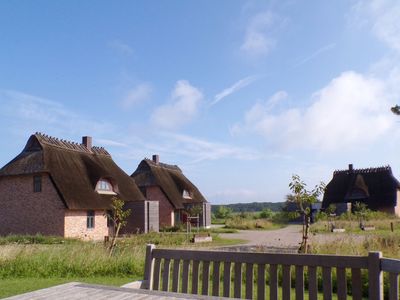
<box><xmin>109</xmin><ymin>223</ymin><xmax>121</xmax><ymax>256</ymax></box>
<box><xmin>304</xmin><ymin>215</ymin><xmax>310</xmax><ymax>253</ymax></box>
<box><xmin>299</xmin><ymin>214</ymin><xmax>310</xmax><ymax>254</ymax></box>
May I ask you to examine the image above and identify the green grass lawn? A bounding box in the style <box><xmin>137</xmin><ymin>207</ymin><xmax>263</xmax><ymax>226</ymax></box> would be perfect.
<box><xmin>0</xmin><ymin>233</ymin><xmax>246</xmax><ymax>298</ymax></box>
<box><xmin>0</xmin><ymin>276</ymin><xmax>136</xmax><ymax>299</ymax></box>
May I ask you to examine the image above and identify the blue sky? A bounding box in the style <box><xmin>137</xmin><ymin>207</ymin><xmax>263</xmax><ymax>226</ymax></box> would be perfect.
<box><xmin>1</xmin><ymin>0</ymin><xmax>400</xmax><ymax>204</ymax></box>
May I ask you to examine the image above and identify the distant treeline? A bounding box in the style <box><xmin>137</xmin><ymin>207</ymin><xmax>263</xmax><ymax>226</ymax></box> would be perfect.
<box><xmin>211</xmin><ymin>202</ymin><xmax>284</xmax><ymax>213</ymax></box>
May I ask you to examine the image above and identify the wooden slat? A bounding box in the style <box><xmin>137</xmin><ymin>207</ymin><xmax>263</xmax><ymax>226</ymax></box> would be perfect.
<box><xmin>381</xmin><ymin>258</ymin><xmax>400</xmax><ymax>273</ymax></box>
<box><xmin>202</xmin><ymin>261</ymin><xmax>210</xmax><ymax>296</ymax></box>
<box><xmin>308</xmin><ymin>266</ymin><xmax>318</xmax><ymax>300</ymax></box>
<box><xmin>257</xmin><ymin>264</ymin><xmax>265</xmax><ymax>300</ymax></box>
<box><xmin>295</xmin><ymin>265</ymin><xmax>304</xmax><ymax>300</ymax></box>
<box><xmin>181</xmin><ymin>260</ymin><xmax>190</xmax><ymax>294</ymax></box>
<box><xmin>245</xmin><ymin>263</ymin><xmax>254</xmax><ymax>300</ymax></box>
<box><xmin>336</xmin><ymin>267</ymin><xmax>347</xmax><ymax>300</ymax></box>
<box><xmin>171</xmin><ymin>259</ymin><xmax>180</xmax><ymax>293</ymax></box>
<box><xmin>351</xmin><ymin>268</ymin><xmax>362</xmax><ymax>300</ymax></box>
<box><xmin>269</xmin><ymin>264</ymin><xmax>278</xmax><ymax>300</ymax></box>
<box><xmin>223</xmin><ymin>262</ymin><xmax>231</xmax><ymax>298</ymax></box>
<box><xmin>234</xmin><ymin>263</ymin><xmax>242</xmax><ymax>298</ymax></box>
<box><xmin>152</xmin><ymin>249</ymin><xmax>368</xmax><ymax>269</ymax></box>
<box><xmin>212</xmin><ymin>261</ymin><xmax>220</xmax><ymax>297</ymax></box>
<box><xmin>191</xmin><ymin>260</ymin><xmax>200</xmax><ymax>294</ymax></box>
<box><xmin>368</xmin><ymin>252</ymin><xmax>383</xmax><ymax>300</ymax></box>
<box><xmin>282</xmin><ymin>265</ymin><xmax>291</xmax><ymax>300</ymax></box>
<box><xmin>162</xmin><ymin>258</ymin><xmax>171</xmax><ymax>291</ymax></box>
<box><xmin>152</xmin><ymin>258</ymin><xmax>161</xmax><ymax>291</ymax></box>
<box><xmin>144</xmin><ymin>244</ymin><xmax>155</xmax><ymax>289</ymax></box>
<box><xmin>322</xmin><ymin>267</ymin><xmax>332</xmax><ymax>300</ymax></box>
<box><xmin>389</xmin><ymin>272</ymin><xmax>399</xmax><ymax>300</ymax></box>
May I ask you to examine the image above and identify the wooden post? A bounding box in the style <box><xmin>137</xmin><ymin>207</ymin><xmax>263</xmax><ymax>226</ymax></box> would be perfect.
<box><xmin>391</xmin><ymin>222</ymin><xmax>394</xmax><ymax>232</ymax></box>
<box><xmin>144</xmin><ymin>244</ymin><xmax>155</xmax><ymax>289</ymax></box>
<box><xmin>368</xmin><ymin>251</ymin><xmax>383</xmax><ymax>300</ymax></box>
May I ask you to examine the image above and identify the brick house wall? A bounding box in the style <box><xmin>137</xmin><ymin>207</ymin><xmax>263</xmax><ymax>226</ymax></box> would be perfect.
<box><xmin>146</xmin><ymin>186</ymin><xmax>175</xmax><ymax>227</ymax></box>
<box><xmin>64</xmin><ymin>210</ymin><xmax>108</xmax><ymax>240</ymax></box>
<box><xmin>0</xmin><ymin>174</ymin><xmax>65</xmax><ymax>236</ymax></box>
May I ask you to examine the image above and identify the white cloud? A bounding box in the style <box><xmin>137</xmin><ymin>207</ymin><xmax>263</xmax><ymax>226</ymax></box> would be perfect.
<box><xmin>208</xmin><ymin>189</ymin><xmax>258</xmax><ymax>204</ymax></box>
<box><xmin>121</xmin><ymin>83</ymin><xmax>152</xmax><ymax>109</ymax></box>
<box><xmin>109</xmin><ymin>40</ymin><xmax>134</xmax><ymax>55</ymax></box>
<box><xmin>161</xmin><ymin>132</ymin><xmax>261</xmax><ymax>163</ymax></box>
<box><xmin>235</xmin><ymin>71</ymin><xmax>398</xmax><ymax>152</ymax></box>
<box><xmin>211</xmin><ymin>76</ymin><xmax>258</xmax><ymax>106</ymax></box>
<box><xmin>0</xmin><ymin>90</ymin><xmax>113</xmax><ymax>138</ymax></box>
<box><xmin>151</xmin><ymin>80</ymin><xmax>203</xmax><ymax>129</ymax></box>
<box><xmin>241</xmin><ymin>11</ymin><xmax>281</xmax><ymax>57</ymax></box>
<box><xmin>294</xmin><ymin>43</ymin><xmax>336</xmax><ymax>67</ymax></box>
<box><xmin>353</xmin><ymin>0</ymin><xmax>400</xmax><ymax>52</ymax></box>
<box><xmin>95</xmin><ymin>138</ymin><xmax>128</xmax><ymax>148</ymax></box>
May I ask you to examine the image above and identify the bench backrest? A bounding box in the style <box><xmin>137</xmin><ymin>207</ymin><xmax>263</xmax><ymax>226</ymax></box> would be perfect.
<box><xmin>143</xmin><ymin>244</ymin><xmax>400</xmax><ymax>300</ymax></box>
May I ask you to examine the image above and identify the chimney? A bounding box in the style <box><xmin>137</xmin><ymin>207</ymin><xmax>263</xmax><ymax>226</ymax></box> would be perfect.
<box><xmin>82</xmin><ymin>136</ymin><xmax>92</xmax><ymax>150</ymax></box>
<box><xmin>349</xmin><ymin>164</ymin><xmax>353</xmax><ymax>172</ymax></box>
<box><xmin>152</xmin><ymin>154</ymin><xmax>159</xmax><ymax>164</ymax></box>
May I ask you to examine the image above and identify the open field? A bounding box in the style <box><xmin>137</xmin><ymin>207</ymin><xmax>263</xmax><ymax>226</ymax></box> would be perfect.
<box><xmin>2</xmin><ymin>218</ymin><xmax>400</xmax><ymax>298</ymax></box>
<box><xmin>308</xmin><ymin>218</ymin><xmax>400</xmax><ymax>258</ymax></box>
<box><xmin>0</xmin><ymin>232</ymin><xmax>244</xmax><ymax>298</ymax></box>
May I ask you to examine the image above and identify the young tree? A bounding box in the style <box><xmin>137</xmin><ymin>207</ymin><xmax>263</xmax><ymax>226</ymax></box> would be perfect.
<box><xmin>105</xmin><ymin>197</ymin><xmax>131</xmax><ymax>256</ymax></box>
<box><xmin>353</xmin><ymin>201</ymin><xmax>369</xmax><ymax>229</ymax></box>
<box><xmin>259</xmin><ymin>208</ymin><xmax>273</xmax><ymax>219</ymax></box>
<box><xmin>288</xmin><ymin>174</ymin><xmax>325</xmax><ymax>253</ymax></box>
<box><xmin>214</xmin><ymin>205</ymin><xmax>233</xmax><ymax>219</ymax></box>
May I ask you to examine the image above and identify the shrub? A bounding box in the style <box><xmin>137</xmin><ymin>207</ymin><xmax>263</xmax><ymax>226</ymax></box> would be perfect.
<box><xmin>259</xmin><ymin>208</ymin><xmax>273</xmax><ymax>219</ymax></box>
<box><xmin>225</xmin><ymin>216</ymin><xmax>282</xmax><ymax>230</ymax></box>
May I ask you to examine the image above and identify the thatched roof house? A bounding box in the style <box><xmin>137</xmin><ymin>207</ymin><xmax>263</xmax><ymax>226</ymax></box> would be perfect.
<box><xmin>131</xmin><ymin>155</ymin><xmax>211</xmax><ymax>228</ymax></box>
<box><xmin>322</xmin><ymin>164</ymin><xmax>400</xmax><ymax>216</ymax></box>
<box><xmin>0</xmin><ymin>133</ymin><xmax>159</xmax><ymax>239</ymax></box>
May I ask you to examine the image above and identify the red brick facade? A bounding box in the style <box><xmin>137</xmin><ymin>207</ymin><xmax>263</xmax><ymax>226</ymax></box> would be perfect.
<box><xmin>0</xmin><ymin>174</ymin><xmax>111</xmax><ymax>240</ymax></box>
<box><xmin>65</xmin><ymin>210</ymin><xmax>109</xmax><ymax>240</ymax></box>
<box><xmin>146</xmin><ymin>186</ymin><xmax>175</xmax><ymax>227</ymax></box>
<box><xmin>0</xmin><ymin>174</ymin><xmax>65</xmax><ymax>236</ymax></box>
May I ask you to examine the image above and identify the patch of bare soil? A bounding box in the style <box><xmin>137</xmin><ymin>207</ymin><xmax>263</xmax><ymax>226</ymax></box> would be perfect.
<box><xmin>216</xmin><ymin>225</ymin><xmax>303</xmax><ymax>253</ymax></box>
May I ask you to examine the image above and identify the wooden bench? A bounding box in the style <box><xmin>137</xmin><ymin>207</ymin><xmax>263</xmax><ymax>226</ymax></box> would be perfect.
<box><xmin>139</xmin><ymin>244</ymin><xmax>400</xmax><ymax>300</ymax></box>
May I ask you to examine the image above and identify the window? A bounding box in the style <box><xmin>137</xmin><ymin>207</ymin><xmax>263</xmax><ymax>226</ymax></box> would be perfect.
<box><xmin>33</xmin><ymin>175</ymin><xmax>42</xmax><ymax>193</ymax></box>
<box><xmin>182</xmin><ymin>189</ymin><xmax>192</xmax><ymax>199</ymax></box>
<box><xmin>95</xmin><ymin>179</ymin><xmax>116</xmax><ymax>194</ymax></box>
<box><xmin>87</xmin><ymin>210</ymin><xmax>95</xmax><ymax>229</ymax></box>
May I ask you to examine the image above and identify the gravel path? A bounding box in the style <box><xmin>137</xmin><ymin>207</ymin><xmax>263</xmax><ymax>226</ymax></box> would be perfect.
<box><xmin>217</xmin><ymin>225</ymin><xmax>303</xmax><ymax>252</ymax></box>
<box><xmin>215</xmin><ymin>225</ymin><xmax>367</xmax><ymax>253</ymax></box>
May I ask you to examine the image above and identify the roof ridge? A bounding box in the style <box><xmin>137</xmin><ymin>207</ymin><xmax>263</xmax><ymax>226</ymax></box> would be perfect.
<box><xmin>144</xmin><ymin>158</ymin><xmax>181</xmax><ymax>171</ymax></box>
<box><xmin>35</xmin><ymin>132</ymin><xmax>110</xmax><ymax>156</ymax></box>
<box><xmin>333</xmin><ymin>165</ymin><xmax>391</xmax><ymax>175</ymax></box>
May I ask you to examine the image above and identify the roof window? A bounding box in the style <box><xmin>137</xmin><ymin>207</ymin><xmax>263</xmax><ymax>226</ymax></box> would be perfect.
<box><xmin>96</xmin><ymin>179</ymin><xmax>116</xmax><ymax>195</ymax></box>
<box><xmin>183</xmin><ymin>189</ymin><xmax>192</xmax><ymax>199</ymax></box>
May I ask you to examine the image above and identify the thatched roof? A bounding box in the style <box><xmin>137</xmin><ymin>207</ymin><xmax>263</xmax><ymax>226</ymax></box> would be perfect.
<box><xmin>322</xmin><ymin>165</ymin><xmax>400</xmax><ymax>210</ymax></box>
<box><xmin>131</xmin><ymin>157</ymin><xmax>207</xmax><ymax>209</ymax></box>
<box><xmin>0</xmin><ymin>133</ymin><xmax>145</xmax><ymax>209</ymax></box>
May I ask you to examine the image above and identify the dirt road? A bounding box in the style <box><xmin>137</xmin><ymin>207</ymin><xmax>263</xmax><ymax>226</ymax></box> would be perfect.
<box><xmin>216</xmin><ymin>225</ymin><xmax>366</xmax><ymax>253</ymax></box>
<box><xmin>217</xmin><ymin>225</ymin><xmax>303</xmax><ymax>252</ymax></box>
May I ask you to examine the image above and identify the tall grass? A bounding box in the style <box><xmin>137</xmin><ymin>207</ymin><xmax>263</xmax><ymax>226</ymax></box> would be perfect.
<box><xmin>0</xmin><ymin>243</ymin><xmax>145</xmax><ymax>278</ymax></box>
<box><xmin>0</xmin><ymin>232</ymin><xmax>196</xmax><ymax>279</ymax></box>
<box><xmin>311</xmin><ymin>232</ymin><xmax>400</xmax><ymax>258</ymax></box>
<box><xmin>225</xmin><ymin>216</ymin><xmax>284</xmax><ymax>230</ymax></box>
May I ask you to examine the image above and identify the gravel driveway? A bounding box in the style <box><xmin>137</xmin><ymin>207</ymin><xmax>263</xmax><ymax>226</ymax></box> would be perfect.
<box><xmin>216</xmin><ymin>225</ymin><xmax>303</xmax><ymax>253</ymax></box>
<box><xmin>215</xmin><ymin>224</ymin><xmax>367</xmax><ymax>253</ymax></box>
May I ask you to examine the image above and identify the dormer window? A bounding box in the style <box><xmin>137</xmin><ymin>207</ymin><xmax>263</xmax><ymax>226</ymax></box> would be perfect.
<box><xmin>96</xmin><ymin>179</ymin><xmax>116</xmax><ymax>195</ymax></box>
<box><xmin>183</xmin><ymin>189</ymin><xmax>192</xmax><ymax>199</ymax></box>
